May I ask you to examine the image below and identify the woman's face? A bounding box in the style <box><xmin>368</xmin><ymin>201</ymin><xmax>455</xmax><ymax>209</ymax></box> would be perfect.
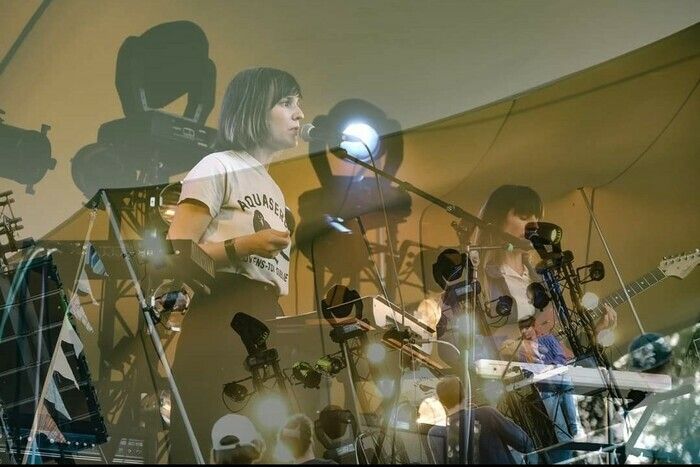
<box><xmin>265</xmin><ymin>94</ymin><xmax>304</xmax><ymax>151</ymax></box>
<box><xmin>520</xmin><ymin>322</ymin><xmax>537</xmax><ymax>341</ymax></box>
<box><xmin>501</xmin><ymin>209</ymin><xmax>539</xmax><ymax>240</ymax></box>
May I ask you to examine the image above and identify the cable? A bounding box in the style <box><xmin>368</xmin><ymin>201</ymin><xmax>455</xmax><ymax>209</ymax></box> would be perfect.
<box><xmin>334</xmin><ymin>154</ymin><xmax>361</xmax><ymax>219</ymax></box>
<box><xmin>309</xmin><ymin>236</ymin><xmax>330</xmax><ymax>402</ymax></box>
<box><xmin>221</xmin><ymin>387</ymin><xmax>252</xmax><ymax>414</ymax></box>
<box><xmin>389</xmin><ymin>343</ymin><xmax>408</xmax><ymax>464</ymax></box>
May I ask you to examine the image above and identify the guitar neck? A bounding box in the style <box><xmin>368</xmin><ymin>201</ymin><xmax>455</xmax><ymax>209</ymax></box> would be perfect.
<box><xmin>590</xmin><ymin>267</ymin><xmax>667</xmax><ymax>321</ymax></box>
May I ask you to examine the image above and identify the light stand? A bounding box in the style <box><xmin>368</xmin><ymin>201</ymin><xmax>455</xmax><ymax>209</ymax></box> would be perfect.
<box><xmin>244</xmin><ymin>348</ymin><xmax>288</xmax><ymax>395</ymax></box>
<box><xmin>527</xmin><ymin>222</ymin><xmax>632</xmax><ymax>462</ymax></box>
<box><xmin>98</xmin><ymin>190</ymin><xmax>204</xmax><ymax>463</ymax></box>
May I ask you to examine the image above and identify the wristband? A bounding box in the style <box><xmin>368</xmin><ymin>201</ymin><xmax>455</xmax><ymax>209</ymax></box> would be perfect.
<box><xmin>224</xmin><ymin>238</ymin><xmax>239</xmax><ymax>264</ymax></box>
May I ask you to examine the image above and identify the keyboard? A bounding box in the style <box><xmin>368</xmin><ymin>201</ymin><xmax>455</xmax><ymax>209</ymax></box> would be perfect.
<box><xmin>474</xmin><ymin>359</ymin><xmax>672</xmax><ymax>395</ymax></box>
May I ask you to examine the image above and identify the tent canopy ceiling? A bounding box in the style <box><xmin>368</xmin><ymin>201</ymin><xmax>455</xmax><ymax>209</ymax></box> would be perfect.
<box><xmin>396</xmin><ymin>24</ymin><xmax>700</xmax><ymax>350</ymax></box>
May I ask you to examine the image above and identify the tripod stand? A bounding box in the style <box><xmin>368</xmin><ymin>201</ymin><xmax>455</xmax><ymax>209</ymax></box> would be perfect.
<box><xmin>95</xmin><ymin>189</ymin><xmax>204</xmax><ymax>463</ymax></box>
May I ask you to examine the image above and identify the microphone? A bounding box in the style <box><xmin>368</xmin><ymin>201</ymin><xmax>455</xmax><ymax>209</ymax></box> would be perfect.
<box><xmin>299</xmin><ymin>123</ymin><xmax>362</xmax><ymax>144</ymax></box>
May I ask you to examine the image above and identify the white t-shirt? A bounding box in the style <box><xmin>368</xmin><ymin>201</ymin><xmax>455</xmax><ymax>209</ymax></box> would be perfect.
<box><xmin>178</xmin><ymin>150</ymin><xmax>291</xmax><ymax>295</ymax></box>
<box><xmin>484</xmin><ymin>262</ymin><xmax>538</xmax><ymax>345</ymax></box>
<box><xmin>485</xmin><ymin>263</ymin><xmax>537</xmax><ymax>322</ymax></box>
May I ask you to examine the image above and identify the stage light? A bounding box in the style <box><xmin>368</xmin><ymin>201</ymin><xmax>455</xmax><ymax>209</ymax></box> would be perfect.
<box><xmin>292</xmin><ymin>361</ymin><xmax>322</xmax><ymax>389</ymax></box>
<box><xmin>296</xmin><ymin>98</ymin><xmax>410</xmax><ymax>289</ymax></box>
<box><xmin>158</xmin><ymin>390</ymin><xmax>171</xmax><ymax>426</ymax></box>
<box><xmin>231</xmin><ymin>312</ymin><xmax>271</xmax><ymax>355</ymax></box>
<box><xmin>581</xmin><ymin>292</ymin><xmax>600</xmax><ymax>311</ymax></box>
<box><xmin>627</xmin><ymin>332</ymin><xmax>672</xmax><ymax>371</ymax></box>
<box><xmin>71</xmin><ymin>21</ymin><xmax>216</xmax><ymax>199</ymax></box>
<box><xmin>432</xmin><ymin>248</ymin><xmax>466</xmax><ymax>290</ymax></box>
<box><xmin>315</xmin><ymin>355</ymin><xmax>345</xmax><ymax>375</ymax></box>
<box><xmin>0</xmin><ymin>114</ymin><xmax>56</xmax><ymax>194</ymax></box>
<box><xmin>497</xmin><ymin>295</ymin><xmax>514</xmax><ymax>316</ymax></box>
<box><xmin>158</xmin><ymin>182</ymin><xmax>182</xmax><ymax>225</ymax></box>
<box><xmin>223</xmin><ymin>381</ymin><xmax>249</xmax><ymax>402</ymax></box>
<box><xmin>323</xmin><ymin>214</ymin><xmax>352</xmax><ymax>234</ymax></box>
<box><xmin>525</xmin><ymin>222</ymin><xmax>562</xmax><ymax>246</ymax></box>
<box><xmin>526</xmin><ymin>282</ymin><xmax>550</xmax><ymax>310</ymax></box>
<box><xmin>366</xmin><ymin>342</ymin><xmax>386</xmax><ymax>364</ymax></box>
<box><xmin>321</xmin><ymin>284</ymin><xmax>363</xmax><ymax>326</ymax></box>
<box><xmin>340</xmin><ymin>122</ymin><xmax>380</xmax><ymax>161</ymax></box>
<box><xmin>307</xmin><ymin>99</ymin><xmax>403</xmax><ymax>187</ymax></box>
<box><xmin>254</xmin><ymin>394</ymin><xmax>289</xmax><ymax>431</ymax></box>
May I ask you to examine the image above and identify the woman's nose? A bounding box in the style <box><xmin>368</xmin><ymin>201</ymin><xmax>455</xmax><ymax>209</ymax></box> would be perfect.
<box><xmin>294</xmin><ymin>106</ymin><xmax>304</xmax><ymax>120</ymax></box>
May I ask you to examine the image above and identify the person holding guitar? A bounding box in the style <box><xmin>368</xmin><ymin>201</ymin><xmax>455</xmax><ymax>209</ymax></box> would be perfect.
<box><xmin>467</xmin><ymin>184</ymin><xmax>617</xmax><ymax>359</ymax></box>
<box><xmin>166</xmin><ymin>67</ymin><xmax>304</xmax><ymax>462</ymax></box>
<box><xmin>459</xmin><ymin>184</ymin><xmax>619</xmax><ymax>461</ymax></box>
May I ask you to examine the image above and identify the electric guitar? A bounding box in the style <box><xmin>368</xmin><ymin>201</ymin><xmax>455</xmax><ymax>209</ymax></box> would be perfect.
<box><xmin>538</xmin><ymin>249</ymin><xmax>700</xmax><ymax>338</ymax></box>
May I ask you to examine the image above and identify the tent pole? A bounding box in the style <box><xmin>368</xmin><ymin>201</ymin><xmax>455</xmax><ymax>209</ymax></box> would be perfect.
<box><xmin>577</xmin><ymin>187</ymin><xmax>646</xmax><ymax>335</ymax></box>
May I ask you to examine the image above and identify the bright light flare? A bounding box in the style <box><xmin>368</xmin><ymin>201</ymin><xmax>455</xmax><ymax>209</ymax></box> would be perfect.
<box><xmin>340</xmin><ymin>122</ymin><xmax>379</xmax><ymax>161</ymax></box>
<box><xmin>367</xmin><ymin>342</ymin><xmax>386</xmax><ymax>364</ymax></box>
<box><xmin>254</xmin><ymin>394</ymin><xmax>289</xmax><ymax>431</ymax></box>
<box><xmin>581</xmin><ymin>292</ymin><xmax>599</xmax><ymax>311</ymax></box>
<box><xmin>597</xmin><ymin>328</ymin><xmax>616</xmax><ymax>347</ymax></box>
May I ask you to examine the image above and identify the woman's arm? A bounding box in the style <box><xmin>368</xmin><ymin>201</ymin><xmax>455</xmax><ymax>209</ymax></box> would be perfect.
<box><xmin>167</xmin><ymin>199</ymin><xmax>290</xmax><ymax>268</ymax></box>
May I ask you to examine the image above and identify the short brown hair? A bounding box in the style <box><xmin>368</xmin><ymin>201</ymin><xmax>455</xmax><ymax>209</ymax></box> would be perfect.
<box><xmin>435</xmin><ymin>376</ymin><xmax>464</xmax><ymax>410</ymax></box>
<box><xmin>217</xmin><ymin>67</ymin><xmax>301</xmax><ymax>152</ymax></box>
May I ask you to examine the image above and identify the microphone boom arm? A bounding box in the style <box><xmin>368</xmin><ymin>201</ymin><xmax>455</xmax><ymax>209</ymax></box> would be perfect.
<box><xmin>330</xmin><ymin>149</ymin><xmax>530</xmax><ymax>250</ymax></box>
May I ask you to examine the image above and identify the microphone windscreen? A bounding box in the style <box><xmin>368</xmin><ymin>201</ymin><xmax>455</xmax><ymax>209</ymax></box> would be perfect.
<box><xmin>299</xmin><ymin>123</ymin><xmax>315</xmax><ymax>142</ymax></box>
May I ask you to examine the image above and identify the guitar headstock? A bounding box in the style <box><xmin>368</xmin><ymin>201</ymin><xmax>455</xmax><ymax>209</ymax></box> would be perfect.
<box><xmin>659</xmin><ymin>249</ymin><xmax>700</xmax><ymax>279</ymax></box>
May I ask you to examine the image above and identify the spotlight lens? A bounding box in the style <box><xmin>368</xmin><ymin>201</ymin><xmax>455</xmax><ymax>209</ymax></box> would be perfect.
<box><xmin>255</xmin><ymin>395</ymin><xmax>289</xmax><ymax>430</ymax></box>
<box><xmin>341</xmin><ymin>122</ymin><xmax>379</xmax><ymax>161</ymax></box>
<box><xmin>367</xmin><ymin>343</ymin><xmax>386</xmax><ymax>364</ymax></box>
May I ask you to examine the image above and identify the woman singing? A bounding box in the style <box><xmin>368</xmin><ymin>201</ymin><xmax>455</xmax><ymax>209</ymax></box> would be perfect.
<box><xmin>167</xmin><ymin>67</ymin><xmax>304</xmax><ymax>462</ymax></box>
